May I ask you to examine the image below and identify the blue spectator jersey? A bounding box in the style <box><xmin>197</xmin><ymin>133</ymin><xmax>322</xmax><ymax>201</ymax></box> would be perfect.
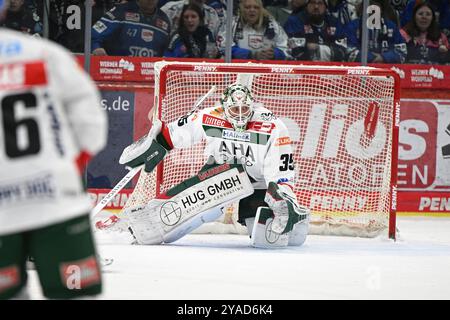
<box><xmin>91</xmin><ymin>2</ymin><xmax>171</xmax><ymax>57</ymax></box>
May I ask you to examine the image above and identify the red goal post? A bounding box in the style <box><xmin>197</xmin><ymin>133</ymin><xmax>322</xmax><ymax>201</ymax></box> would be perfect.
<box><xmin>122</xmin><ymin>61</ymin><xmax>400</xmax><ymax>239</ymax></box>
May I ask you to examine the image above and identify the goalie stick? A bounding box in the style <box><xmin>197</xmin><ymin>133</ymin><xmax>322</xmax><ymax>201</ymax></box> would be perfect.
<box><xmin>91</xmin><ymin>86</ymin><xmax>217</xmax><ymax>228</ymax></box>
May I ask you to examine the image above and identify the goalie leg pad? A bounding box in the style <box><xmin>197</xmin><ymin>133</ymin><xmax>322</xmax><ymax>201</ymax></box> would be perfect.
<box><xmin>248</xmin><ymin>207</ymin><xmax>309</xmax><ymax>248</ymax></box>
<box><xmin>163</xmin><ymin>207</ymin><xmax>223</xmax><ymax>243</ymax></box>
<box><xmin>126</xmin><ymin>205</ymin><xmax>164</xmax><ymax>245</ymax></box>
<box><xmin>127</xmin><ymin>162</ymin><xmax>254</xmax><ymax>245</ymax></box>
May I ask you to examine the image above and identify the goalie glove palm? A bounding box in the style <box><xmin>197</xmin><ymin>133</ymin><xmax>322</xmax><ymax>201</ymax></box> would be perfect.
<box><xmin>264</xmin><ymin>182</ymin><xmax>310</xmax><ymax>234</ymax></box>
<box><xmin>119</xmin><ymin>120</ymin><xmax>167</xmax><ymax>172</ymax></box>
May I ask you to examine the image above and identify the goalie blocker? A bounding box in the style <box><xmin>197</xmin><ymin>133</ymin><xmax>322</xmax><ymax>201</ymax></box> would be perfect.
<box><xmin>119</xmin><ymin>119</ymin><xmax>168</xmax><ymax>173</ymax></box>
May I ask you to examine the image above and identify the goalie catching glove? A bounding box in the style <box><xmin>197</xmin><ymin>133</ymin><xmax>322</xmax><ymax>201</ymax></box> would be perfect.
<box><xmin>264</xmin><ymin>182</ymin><xmax>310</xmax><ymax>234</ymax></box>
<box><xmin>119</xmin><ymin>120</ymin><xmax>168</xmax><ymax>172</ymax></box>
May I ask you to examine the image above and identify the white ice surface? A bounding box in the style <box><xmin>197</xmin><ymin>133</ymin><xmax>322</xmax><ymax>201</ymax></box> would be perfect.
<box><xmin>27</xmin><ymin>216</ymin><xmax>450</xmax><ymax>300</ymax></box>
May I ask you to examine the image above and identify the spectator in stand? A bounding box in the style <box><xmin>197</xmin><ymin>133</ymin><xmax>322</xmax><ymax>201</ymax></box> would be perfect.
<box><xmin>284</xmin><ymin>0</ymin><xmax>346</xmax><ymax>61</ymax></box>
<box><xmin>161</xmin><ymin>0</ymin><xmax>221</xmax><ymax>38</ymax></box>
<box><xmin>267</xmin><ymin>0</ymin><xmax>307</xmax><ymax>27</ymax></box>
<box><xmin>164</xmin><ymin>2</ymin><xmax>219</xmax><ymax>58</ymax></box>
<box><xmin>341</xmin><ymin>0</ymin><xmax>407</xmax><ymax>63</ymax></box>
<box><xmin>0</xmin><ymin>0</ymin><xmax>42</xmax><ymax>36</ymax></box>
<box><xmin>91</xmin><ymin>0</ymin><xmax>171</xmax><ymax>57</ymax></box>
<box><xmin>206</xmin><ymin>0</ymin><xmax>228</xmax><ymax>28</ymax></box>
<box><xmin>400</xmin><ymin>1</ymin><xmax>450</xmax><ymax>64</ymax></box>
<box><xmin>218</xmin><ymin>0</ymin><xmax>290</xmax><ymax>60</ymax></box>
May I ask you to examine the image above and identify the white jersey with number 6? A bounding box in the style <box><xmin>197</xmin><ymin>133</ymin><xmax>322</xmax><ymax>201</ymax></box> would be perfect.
<box><xmin>0</xmin><ymin>29</ymin><xmax>108</xmax><ymax>235</ymax></box>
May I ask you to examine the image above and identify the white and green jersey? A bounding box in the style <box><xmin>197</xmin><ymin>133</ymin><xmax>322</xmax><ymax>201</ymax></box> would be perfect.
<box><xmin>162</xmin><ymin>104</ymin><xmax>296</xmax><ymax>190</ymax></box>
<box><xmin>0</xmin><ymin>29</ymin><xmax>108</xmax><ymax>235</ymax></box>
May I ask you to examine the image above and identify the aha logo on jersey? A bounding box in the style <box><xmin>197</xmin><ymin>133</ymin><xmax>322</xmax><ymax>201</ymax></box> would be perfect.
<box><xmin>60</xmin><ymin>256</ymin><xmax>101</xmax><ymax>289</ymax></box>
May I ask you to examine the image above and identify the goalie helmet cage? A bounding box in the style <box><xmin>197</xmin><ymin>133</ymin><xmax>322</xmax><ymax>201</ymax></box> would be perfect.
<box><xmin>122</xmin><ymin>61</ymin><xmax>400</xmax><ymax>239</ymax></box>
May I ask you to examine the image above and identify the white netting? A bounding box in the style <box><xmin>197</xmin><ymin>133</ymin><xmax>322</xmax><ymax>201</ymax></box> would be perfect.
<box><xmin>120</xmin><ymin>62</ymin><xmax>398</xmax><ymax>238</ymax></box>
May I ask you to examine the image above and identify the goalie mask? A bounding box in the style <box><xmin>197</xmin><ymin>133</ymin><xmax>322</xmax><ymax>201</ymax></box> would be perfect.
<box><xmin>221</xmin><ymin>84</ymin><xmax>254</xmax><ymax>132</ymax></box>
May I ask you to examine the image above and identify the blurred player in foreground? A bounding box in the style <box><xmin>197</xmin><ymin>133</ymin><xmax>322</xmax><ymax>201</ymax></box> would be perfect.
<box><xmin>0</xmin><ymin>0</ymin><xmax>108</xmax><ymax>299</ymax></box>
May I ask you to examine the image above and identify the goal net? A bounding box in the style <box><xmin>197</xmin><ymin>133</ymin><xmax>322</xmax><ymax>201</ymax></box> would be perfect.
<box><xmin>120</xmin><ymin>61</ymin><xmax>399</xmax><ymax>239</ymax></box>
